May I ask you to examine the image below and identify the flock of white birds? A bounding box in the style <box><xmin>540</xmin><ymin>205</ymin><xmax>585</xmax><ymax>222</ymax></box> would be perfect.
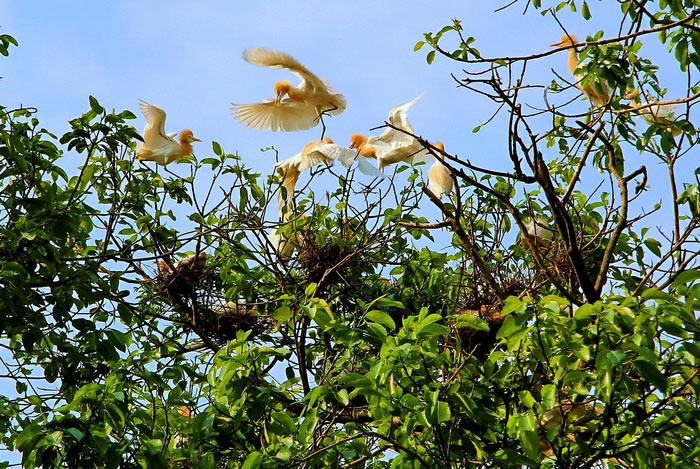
<box><xmin>135</xmin><ymin>40</ymin><xmax>680</xmax><ymax>259</ymax></box>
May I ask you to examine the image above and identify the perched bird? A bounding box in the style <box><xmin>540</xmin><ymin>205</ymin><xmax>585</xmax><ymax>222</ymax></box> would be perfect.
<box><xmin>232</xmin><ymin>47</ymin><xmax>346</xmax><ymax>132</ymax></box>
<box><xmin>550</xmin><ymin>34</ymin><xmax>610</xmax><ymax>107</ymax></box>
<box><xmin>349</xmin><ymin>93</ymin><xmax>428</xmax><ymax>171</ymax></box>
<box><xmin>136</xmin><ymin>101</ymin><xmax>201</xmax><ymax>165</ymax></box>
<box><xmin>624</xmin><ymin>88</ymin><xmax>682</xmax><ymax>137</ymax></box>
<box><xmin>427</xmin><ymin>142</ymin><xmax>453</xmax><ymax>200</ymax></box>
<box><xmin>522</xmin><ymin>217</ymin><xmax>554</xmax><ymax>250</ymax></box>
<box><xmin>269</xmin><ymin>215</ymin><xmax>308</xmax><ymax>260</ymax></box>
<box><xmin>274</xmin><ymin>137</ymin><xmax>383</xmax><ymax>218</ymax></box>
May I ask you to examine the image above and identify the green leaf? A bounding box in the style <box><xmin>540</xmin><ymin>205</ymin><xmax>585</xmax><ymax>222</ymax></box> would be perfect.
<box><xmin>212</xmin><ymin>141</ymin><xmax>223</xmax><ymax>156</ymax></box>
<box><xmin>643</xmin><ymin>238</ymin><xmax>662</xmax><ymax>257</ymax></box>
<box><xmin>66</xmin><ymin>428</ymin><xmax>84</xmax><ymax>441</ymax></box>
<box><xmin>633</xmin><ymin>360</ymin><xmax>667</xmax><ymax>393</ymax></box>
<box><xmin>642</xmin><ymin>288</ymin><xmax>675</xmax><ymax>302</ymax></box>
<box><xmin>519</xmin><ymin>429</ymin><xmax>541</xmax><ymax>461</ymax></box>
<box><xmin>426</xmin><ymin>50</ymin><xmax>436</xmax><ymax>64</ymax></box>
<box><xmin>336</xmin><ymin>389</ymin><xmax>350</xmax><ymax>406</ymax></box>
<box><xmin>673</xmin><ymin>269</ymin><xmax>700</xmax><ymax>288</ymax></box>
<box><xmin>274</xmin><ymin>306</ymin><xmax>292</xmax><ymax>323</ymax></box>
<box><xmin>242</xmin><ymin>451</ymin><xmax>262</xmax><ymax>469</ymax></box>
<box><xmin>144</xmin><ymin>439</ymin><xmax>163</xmax><ymax>455</ymax></box>
<box><xmin>366</xmin><ymin>310</ymin><xmax>396</xmax><ymax>329</ymax></box>
<box><xmin>89</xmin><ymin>95</ymin><xmax>103</xmax><ymax>114</ymax></box>
<box><xmin>272</xmin><ymin>411</ymin><xmax>296</xmax><ymax>434</ymax></box>
<box><xmin>581</xmin><ymin>1</ymin><xmax>591</xmax><ymax>19</ymax></box>
<box><xmin>456</xmin><ymin>313</ymin><xmax>489</xmax><ymax>331</ymax></box>
<box><xmin>414</xmin><ymin>41</ymin><xmax>425</xmax><ymax>51</ymax></box>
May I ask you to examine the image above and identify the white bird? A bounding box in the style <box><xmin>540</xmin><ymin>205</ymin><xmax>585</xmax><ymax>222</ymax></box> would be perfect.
<box><xmin>349</xmin><ymin>93</ymin><xmax>428</xmax><ymax>171</ymax></box>
<box><xmin>274</xmin><ymin>137</ymin><xmax>384</xmax><ymax>218</ymax></box>
<box><xmin>522</xmin><ymin>216</ymin><xmax>554</xmax><ymax>250</ymax></box>
<box><xmin>427</xmin><ymin>142</ymin><xmax>453</xmax><ymax>199</ymax></box>
<box><xmin>232</xmin><ymin>47</ymin><xmax>346</xmax><ymax>132</ymax></box>
<box><xmin>550</xmin><ymin>35</ymin><xmax>610</xmax><ymax>108</ymax></box>
<box><xmin>136</xmin><ymin>101</ymin><xmax>201</xmax><ymax>165</ymax></box>
<box><xmin>268</xmin><ymin>215</ymin><xmax>308</xmax><ymax>260</ymax></box>
<box><xmin>624</xmin><ymin>88</ymin><xmax>682</xmax><ymax>137</ymax></box>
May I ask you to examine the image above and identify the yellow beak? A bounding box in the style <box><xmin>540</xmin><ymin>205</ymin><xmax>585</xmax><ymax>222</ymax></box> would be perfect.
<box><xmin>191</xmin><ymin>137</ymin><xmax>202</xmax><ymax>142</ymax></box>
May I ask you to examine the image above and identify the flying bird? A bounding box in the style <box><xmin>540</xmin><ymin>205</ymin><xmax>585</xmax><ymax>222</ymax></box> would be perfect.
<box><xmin>550</xmin><ymin>34</ymin><xmax>610</xmax><ymax>108</ymax></box>
<box><xmin>624</xmin><ymin>88</ymin><xmax>682</xmax><ymax>137</ymax></box>
<box><xmin>274</xmin><ymin>137</ymin><xmax>383</xmax><ymax>218</ymax></box>
<box><xmin>349</xmin><ymin>93</ymin><xmax>428</xmax><ymax>171</ymax></box>
<box><xmin>427</xmin><ymin>142</ymin><xmax>453</xmax><ymax>199</ymax></box>
<box><xmin>136</xmin><ymin>101</ymin><xmax>201</xmax><ymax>165</ymax></box>
<box><xmin>232</xmin><ymin>47</ymin><xmax>346</xmax><ymax>133</ymax></box>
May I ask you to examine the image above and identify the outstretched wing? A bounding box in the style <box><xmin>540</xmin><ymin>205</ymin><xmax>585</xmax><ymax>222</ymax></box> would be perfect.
<box><xmin>232</xmin><ymin>99</ymin><xmax>319</xmax><ymax>132</ymax></box>
<box><xmin>243</xmin><ymin>46</ymin><xmax>327</xmax><ymax>95</ymax></box>
<box><xmin>356</xmin><ymin>156</ymin><xmax>386</xmax><ymax>178</ymax></box>
<box><xmin>368</xmin><ymin>93</ymin><xmax>425</xmax><ymax>147</ymax></box>
<box><xmin>307</xmin><ymin>142</ymin><xmax>357</xmax><ymax>168</ymax></box>
<box><xmin>139</xmin><ymin>100</ymin><xmax>174</xmax><ymax>145</ymax></box>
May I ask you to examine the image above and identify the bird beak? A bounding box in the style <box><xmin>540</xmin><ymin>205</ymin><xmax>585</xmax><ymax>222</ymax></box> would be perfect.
<box><xmin>349</xmin><ymin>142</ymin><xmax>356</xmax><ymax>150</ymax></box>
<box><xmin>550</xmin><ymin>40</ymin><xmax>565</xmax><ymax>47</ymax></box>
<box><xmin>275</xmin><ymin>90</ymin><xmax>284</xmax><ymax>105</ymax></box>
<box><xmin>191</xmin><ymin>137</ymin><xmax>202</xmax><ymax>142</ymax></box>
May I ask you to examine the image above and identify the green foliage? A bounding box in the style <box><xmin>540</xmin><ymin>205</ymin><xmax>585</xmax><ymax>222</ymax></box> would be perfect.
<box><xmin>2</xmin><ymin>2</ymin><xmax>700</xmax><ymax>467</ymax></box>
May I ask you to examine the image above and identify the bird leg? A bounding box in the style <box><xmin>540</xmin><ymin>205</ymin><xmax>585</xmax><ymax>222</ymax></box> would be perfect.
<box><xmin>314</xmin><ymin>104</ymin><xmax>338</xmax><ymax>140</ymax></box>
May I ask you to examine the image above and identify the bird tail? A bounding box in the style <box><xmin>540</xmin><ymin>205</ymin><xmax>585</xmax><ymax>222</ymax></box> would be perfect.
<box><xmin>136</xmin><ymin>148</ymin><xmax>154</xmax><ymax>161</ymax></box>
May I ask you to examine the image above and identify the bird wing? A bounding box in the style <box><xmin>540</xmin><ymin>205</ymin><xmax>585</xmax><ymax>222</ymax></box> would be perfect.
<box><xmin>231</xmin><ymin>99</ymin><xmax>320</xmax><ymax>132</ymax></box>
<box><xmin>307</xmin><ymin>142</ymin><xmax>357</xmax><ymax>168</ymax></box>
<box><xmin>356</xmin><ymin>156</ymin><xmax>386</xmax><ymax>177</ymax></box>
<box><xmin>139</xmin><ymin>100</ymin><xmax>173</xmax><ymax>144</ymax></box>
<box><xmin>274</xmin><ymin>153</ymin><xmax>302</xmax><ymax>210</ymax></box>
<box><xmin>243</xmin><ymin>46</ymin><xmax>327</xmax><ymax>95</ymax></box>
<box><xmin>368</xmin><ymin>93</ymin><xmax>424</xmax><ymax>147</ymax></box>
<box><xmin>388</xmin><ymin>91</ymin><xmax>425</xmax><ymax>131</ymax></box>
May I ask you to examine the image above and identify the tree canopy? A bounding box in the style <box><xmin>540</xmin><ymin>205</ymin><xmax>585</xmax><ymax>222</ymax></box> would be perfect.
<box><xmin>2</xmin><ymin>1</ymin><xmax>700</xmax><ymax>467</ymax></box>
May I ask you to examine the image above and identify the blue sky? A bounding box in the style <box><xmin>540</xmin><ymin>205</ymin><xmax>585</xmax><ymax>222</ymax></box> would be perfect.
<box><xmin>2</xmin><ymin>0</ymin><xmax>625</xmax><ymax>177</ymax></box>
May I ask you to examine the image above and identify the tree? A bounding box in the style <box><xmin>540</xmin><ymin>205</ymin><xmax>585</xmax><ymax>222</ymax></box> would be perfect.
<box><xmin>1</xmin><ymin>1</ymin><xmax>700</xmax><ymax>467</ymax></box>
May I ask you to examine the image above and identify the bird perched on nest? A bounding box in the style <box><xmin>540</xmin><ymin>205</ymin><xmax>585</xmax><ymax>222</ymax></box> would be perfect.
<box><xmin>274</xmin><ymin>137</ymin><xmax>384</xmax><ymax>218</ymax></box>
<box><xmin>550</xmin><ymin>34</ymin><xmax>610</xmax><ymax>108</ymax></box>
<box><xmin>349</xmin><ymin>92</ymin><xmax>428</xmax><ymax>171</ymax></box>
<box><xmin>427</xmin><ymin>142</ymin><xmax>453</xmax><ymax>200</ymax></box>
<box><xmin>624</xmin><ymin>88</ymin><xmax>682</xmax><ymax>137</ymax></box>
<box><xmin>136</xmin><ymin>101</ymin><xmax>201</xmax><ymax>165</ymax></box>
<box><xmin>231</xmin><ymin>47</ymin><xmax>346</xmax><ymax>133</ymax></box>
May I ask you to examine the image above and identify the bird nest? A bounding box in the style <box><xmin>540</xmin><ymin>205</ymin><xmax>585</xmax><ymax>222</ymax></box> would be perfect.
<box><xmin>151</xmin><ymin>253</ymin><xmax>272</xmax><ymax>346</ymax></box>
<box><xmin>451</xmin><ymin>306</ymin><xmax>506</xmax><ymax>359</ymax></box>
<box><xmin>296</xmin><ymin>234</ymin><xmax>364</xmax><ymax>290</ymax></box>
<box><xmin>446</xmin><ymin>276</ymin><xmax>525</xmax><ymax>358</ymax></box>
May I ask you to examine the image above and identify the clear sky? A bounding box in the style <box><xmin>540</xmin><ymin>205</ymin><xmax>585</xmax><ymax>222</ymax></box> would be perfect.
<box><xmin>2</xmin><ymin>0</ymin><xmax>634</xmax><ymax>178</ymax></box>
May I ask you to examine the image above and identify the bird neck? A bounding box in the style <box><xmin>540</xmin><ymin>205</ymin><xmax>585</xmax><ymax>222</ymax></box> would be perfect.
<box><xmin>567</xmin><ymin>47</ymin><xmax>578</xmax><ymax>74</ymax></box>
<box><xmin>179</xmin><ymin>141</ymin><xmax>193</xmax><ymax>156</ymax></box>
<box><xmin>358</xmin><ymin>143</ymin><xmax>376</xmax><ymax>158</ymax></box>
<box><xmin>288</xmin><ymin>87</ymin><xmax>305</xmax><ymax>102</ymax></box>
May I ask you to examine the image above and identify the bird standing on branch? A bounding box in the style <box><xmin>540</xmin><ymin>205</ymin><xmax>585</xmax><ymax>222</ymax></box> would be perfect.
<box><xmin>624</xmin><ymin>88</ymin><xmax>682</xmax><ymax>137</ymax></box>
<box><xmin>232</xmin><ymin>47</ymin><xmax>346</xmax><ymax>136</ymax></box>
<box><xmin>550</xmin><ymin>34</ymin><xmax>610</xmax><ymax>108</ymax></box>
<box><xmin>427</xmin><ymin>142</ymin><xmax>453</xmax><ymax>200</ymax></box>
<box><xmin>349</xmin><ymin>93</ymin><xmax>428</xmax><ymax>171</ymax></box>
<box><xmin>136</xmin><ymin>101</ymin><xmax>201</xmax><ymax>166</ymax></box>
